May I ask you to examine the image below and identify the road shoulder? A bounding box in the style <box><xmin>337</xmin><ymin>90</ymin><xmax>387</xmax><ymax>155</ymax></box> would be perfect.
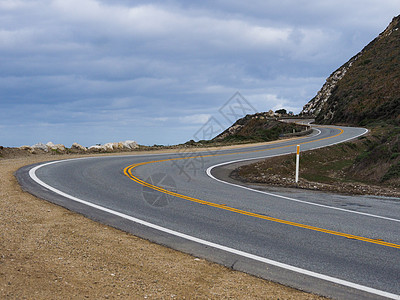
<box><xmin>1</xmin><ymin>154</ymin><xmax>323</xmax><ymax>299</ymax></box>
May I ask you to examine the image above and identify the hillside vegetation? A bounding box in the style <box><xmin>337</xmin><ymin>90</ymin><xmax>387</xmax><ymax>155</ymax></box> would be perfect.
<box><xmin>314</xmin><ymin>16</ymin><xmax>400</xmax><ymax>126</ymax></box>
<box><xmin>212</xmin><ymin>114</ymin><xmax>308</xmax><ymax>143</ymax></box>
<box><xmin>306</xmin><ymin>16</ymin><xmax>400</xmax><ymax>187</ymax></box>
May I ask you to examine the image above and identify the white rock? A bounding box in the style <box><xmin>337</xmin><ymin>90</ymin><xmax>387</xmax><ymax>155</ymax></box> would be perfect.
<box><xmin>121</xmin><ymin>140</ymin><xmax>138</xmax><ymax>149</ymax></box>
<box><xmin>19</xmin><ymin>145</ymin><xmax>32</xmax><ymax>151</ymax></box>
<box><xmin>87</xmin><ymin>140</ymin><xmax>138</xmax><ymax>152</ymax></box>
<box><xmin>116</xmin><ymin>142</ymin><xmax>124</xmax><ymax>150</ymax></box>
<box><xmin>88</xmin><ymin>145</ymin><xmax>103</xmax><ymax>151</ymax></box>
<box><xmin>71</xmin><ymin>142</ymin><xmax>87</xmax><ymax>151</ymax></box>
<box><xmin>266</xmin><ymin>109</ymin><xmax>275</xmax><ymax>117</ymax></box>
<box><xmin>46</xmin><ymin>142</ymin><xmax>66</xmax><ymax>152</ymax></box>
<box><xmin>103</xmin><ymin>143</ymin><xmax>115</xmax><ymax>151</ymax></box>
<box><xmin>56</xmin><ymin>144</ymin><xmax>66</xmax><ymax>151</ymax></box>
<box><xmin>32</xmin><ymin>142</ymin><xmax>49</xmax><ymax>152</ymax></box>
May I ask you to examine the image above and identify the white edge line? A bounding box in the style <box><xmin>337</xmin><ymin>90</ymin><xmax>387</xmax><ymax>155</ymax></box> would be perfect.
<box><xmin>207</xmin><ymin>127</ymin><xmax>400</xmax><ymax>223</ymax></box>
<box><xmin>29</xmin><ymin>159</ymin><xmax>400</xmax><ymax>300</ymax></box>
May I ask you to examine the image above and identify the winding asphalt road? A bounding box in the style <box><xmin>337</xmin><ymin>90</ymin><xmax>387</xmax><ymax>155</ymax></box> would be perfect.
<box><xmin>17</xmin><ymin>125</ymin><xmax>400</xmax><ymax>299</ymax></box>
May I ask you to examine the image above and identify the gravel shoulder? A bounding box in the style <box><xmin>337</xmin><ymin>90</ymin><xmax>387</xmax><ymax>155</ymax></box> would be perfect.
<box><xmin>0</xmin><ymin>148</ymin><xmax>324</xmax><ymax>299</ymax></box>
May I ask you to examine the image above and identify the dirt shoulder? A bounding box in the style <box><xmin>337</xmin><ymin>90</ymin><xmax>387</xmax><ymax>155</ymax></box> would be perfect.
<box><xmin>0</xmin><ymin>148</ymin><xmax>324</xmax><ymax>299</ymax></box>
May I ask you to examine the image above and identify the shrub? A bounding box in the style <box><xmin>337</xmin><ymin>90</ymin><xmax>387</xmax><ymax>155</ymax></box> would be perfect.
<box><xmin>382</xmin><ymin>161</ymin><xmax>400</xmax><ymax>182</ymax></box>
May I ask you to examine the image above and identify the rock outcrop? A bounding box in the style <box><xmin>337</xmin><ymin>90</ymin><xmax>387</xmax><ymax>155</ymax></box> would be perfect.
<box><xmin>300</xmin><ymin>54</ymin><xmax>361</xmax><ymax>116</ymax></box>
<box><xmin>71</xmin><ymin>143</ymin><xmax>88</xmax><ymax>152</ymax></box>
<box><xmin>19</xmin><ymin>145</ymin><xmax>33</xmax><ymax>151</ymax></box>
<box><xmin>87</xmin><ymin>145</ymin><xmax>102</xmax><ymax>152</ymax></box>
<box><xmin>88</xmin><ymin>141</ymin><xmax>139</xmax><ymax>152</ymax></box>
<box><xmin>301</xmin><ymin>15</ymin><xmax>400</xmax><ymax>125</ymax></box>
<box><xmin>121</xmin><ymin>140</ymin><xmax>139</xmax><ymax>149</ymax></box>
<box><xmin>17</xmin><ymin>140</ymin><xmax>139</xmax><ymax>154</ymax></box>
<box><xmin>299</xmin><ymin>15</ymin><xmax>400</xmax><ymax>186</ymax></box>
<box><xmin>46</xmin><ymin>142</ymin><xmax>67</xmax><ymax>152</ymax></box>
<box><xmin>31</xmin><ymin>142</ymin><xmax>49</xmax><ymax>153</ymax></box>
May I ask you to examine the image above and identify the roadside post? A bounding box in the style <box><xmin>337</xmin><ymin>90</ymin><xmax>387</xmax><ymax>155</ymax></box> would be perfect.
<box><xmin>295</xmin><ymin>145</ymin><xmax>300</xmax><ymax>183</ymax></box>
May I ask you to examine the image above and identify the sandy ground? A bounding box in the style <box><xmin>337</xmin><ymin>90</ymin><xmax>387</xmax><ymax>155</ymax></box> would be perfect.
<box><xmin>0</xmin><ymin>149</ymin><xmax>325</xmax><ymax>299</ymax></box>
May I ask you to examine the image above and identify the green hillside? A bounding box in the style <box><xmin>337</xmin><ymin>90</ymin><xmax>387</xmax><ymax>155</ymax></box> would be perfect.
<box><xmin>302</xmin><ymin>15</ymin><xmax>400</xmax><ymax>187</ymax></box>
<box><xmin>315</xmin><ymin>15</ymin><xmax>400</xmax><ymax>126</ymax></box>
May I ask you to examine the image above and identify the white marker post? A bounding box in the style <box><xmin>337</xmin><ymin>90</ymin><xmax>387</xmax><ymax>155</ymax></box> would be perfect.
<box><xmin>295</xmin><ymin>145</ymin><xmax>300</xmax><ymax>183</ymax></box>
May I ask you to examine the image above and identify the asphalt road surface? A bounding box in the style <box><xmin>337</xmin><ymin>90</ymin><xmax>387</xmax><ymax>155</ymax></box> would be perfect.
<box><xmin>17</xmin><ymin>125</ymin><xmax>400</xmax><ymax>300</ymax></box>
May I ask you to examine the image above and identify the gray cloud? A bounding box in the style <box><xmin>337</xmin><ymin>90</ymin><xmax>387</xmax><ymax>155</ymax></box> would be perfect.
<box><xmin>0</xmin><ymin>0</ymin><xmax>398</xmax><ymax>146</ymax></box>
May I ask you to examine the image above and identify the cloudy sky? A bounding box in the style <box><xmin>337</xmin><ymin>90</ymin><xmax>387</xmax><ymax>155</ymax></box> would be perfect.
<box><xmin>1</xmin><ymin>0</ymin><xmax>398</xmax><ymax>147</ymax></box>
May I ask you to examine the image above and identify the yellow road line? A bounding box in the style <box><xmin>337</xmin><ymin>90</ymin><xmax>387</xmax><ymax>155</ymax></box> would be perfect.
<box><xmin>123</xmin><ymin>127</ymin><xmax>400</xmax><ymax>249</ymax></box>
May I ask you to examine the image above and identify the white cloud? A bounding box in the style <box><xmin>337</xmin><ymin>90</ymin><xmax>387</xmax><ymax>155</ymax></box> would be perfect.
<box><xmin>179</xmin><ymin>114</ymin><xmax>211</xmax><ymax>125</ymax></box>
<box><xmin>288</xmin><ymin>28</ymin><xmax>342</xmax><ymax>61</ymax></box>
<box><xmin>0</xmin><ymin>28</ymin><xmax>36</xmax><ymax>49</ymax></box>
<box><xmin>246</xmin><ymin>93</ymin><xmax>289</xmax><ymax>112</ymax></box>
<box><xmin>25</xmin><ymin>0</ymin><xmax>294</xmax><ymax>55</ymax></box>
<box><xmin>0</xmin><ymin>0</ymin><xmax>37</xmax><ymax>10</ymax></box>
<box><xmin>154</xmin><ymin>117</ymin><xmax>169</xmax><ymax>122</ymax></box>
<box><xmin>246</xmin><ymin>25</ymin><xmax>291</xmax><ymax>47</ymax></box>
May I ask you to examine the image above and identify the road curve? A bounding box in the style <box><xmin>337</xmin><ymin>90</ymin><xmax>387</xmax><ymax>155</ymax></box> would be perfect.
<box><xmin>16</xmin><ymin>125</ymin><xmax>400</xmax><ymax>300</ymax></box>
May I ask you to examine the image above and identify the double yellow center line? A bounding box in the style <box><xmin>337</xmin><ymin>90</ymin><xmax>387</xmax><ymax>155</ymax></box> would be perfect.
<box><xmin>124</xmin><ymin>127</ymin><xmax>400</xmax><ymax>249</ymax></box>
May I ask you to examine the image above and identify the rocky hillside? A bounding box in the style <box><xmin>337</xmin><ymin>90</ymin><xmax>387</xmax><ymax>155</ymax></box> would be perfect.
<box><xmin>302</xmin><ymin>15</ymin><xmax>400</xmax><ymax>126</ymax></box>
<box><xmin>300</xmin><ymin>15</ymin><xmax>400</xmax><ymax>187</ymax></box>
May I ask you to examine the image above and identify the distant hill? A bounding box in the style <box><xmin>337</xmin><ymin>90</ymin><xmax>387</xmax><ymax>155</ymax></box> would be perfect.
<box><xmin>212</xmin><ymin>112</ymin><xmax>309</xmax><ymax>143</ymax></box>
<box><xmin>302</xmin><ymin>15</ymin><xmax>400</xmax><ymax>126</ymax></box>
